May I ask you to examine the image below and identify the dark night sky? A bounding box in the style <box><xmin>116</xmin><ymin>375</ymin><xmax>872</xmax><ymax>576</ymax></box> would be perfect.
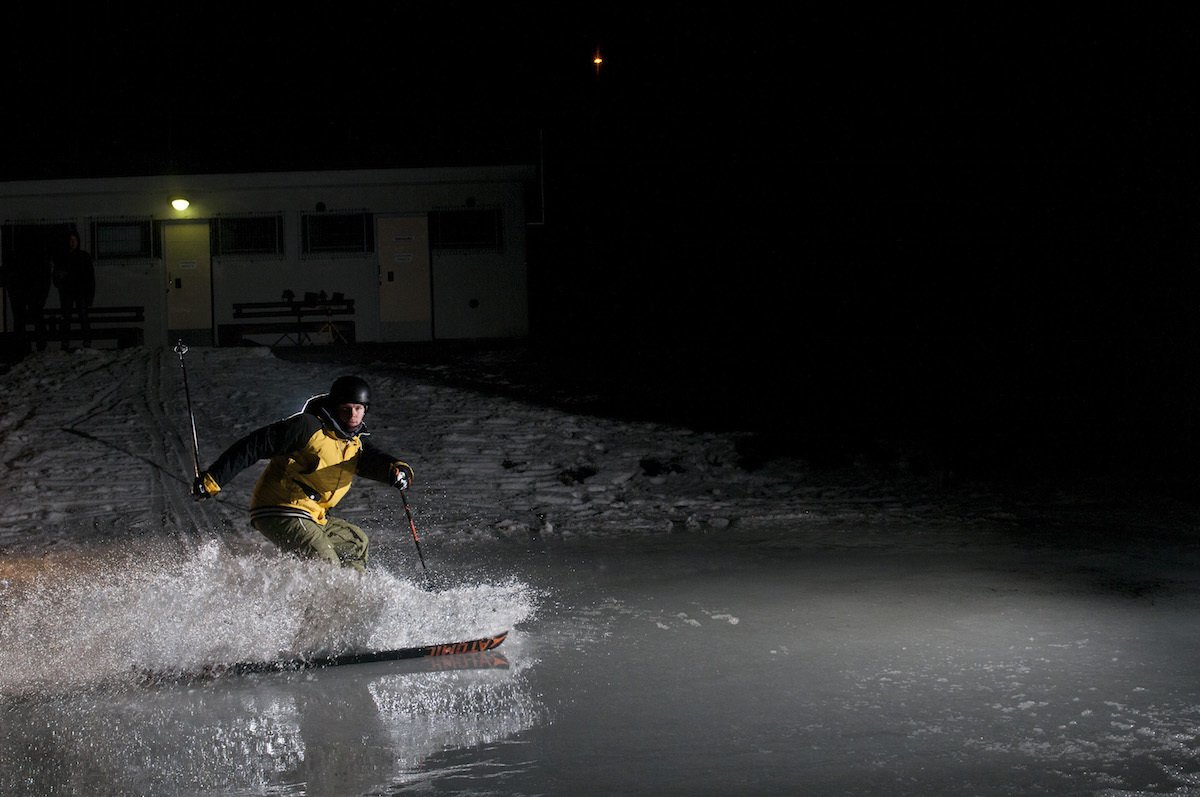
<box><xmin>3</xmin><ymin>6</ymin><xmax>1198</xmax><ymax>473</ymax></box>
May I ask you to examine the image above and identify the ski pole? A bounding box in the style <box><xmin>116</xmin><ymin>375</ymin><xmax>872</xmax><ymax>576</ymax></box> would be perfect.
<box><xmin>174</xmin><ymin>340</ymin><xmax>202</xmax><ymax>478</ymax></box>
<box><xmin>398</xmin><ymin>488</ymin><xmax>432</xmax><ymax>585</ymax></box>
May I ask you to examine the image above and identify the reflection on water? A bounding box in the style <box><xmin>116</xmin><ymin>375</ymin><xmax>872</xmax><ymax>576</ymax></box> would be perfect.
<box><xmin>0</xmin><ymin>541</ymin><xmax>544</xmax><ymax>795</ymax></box>
<box><xmin>1</xmin><ymin>651</ymin><xmax>544</xmax><ymax>795</ymax></box>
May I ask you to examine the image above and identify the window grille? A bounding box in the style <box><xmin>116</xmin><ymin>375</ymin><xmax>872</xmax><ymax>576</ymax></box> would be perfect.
<box><xmin>301</xmin><ymin>212</ymin><xmax>374</xmax><ymax>255</ymax></box>
<box><xmin>214</xmin><ymin>215</ymin><xmax>284</xmax><ymax>256</ymax></box>
<box><xmin>92</xmin><ymin>220</ymin><xmax>153</xmax><ymax>259</ymax></box>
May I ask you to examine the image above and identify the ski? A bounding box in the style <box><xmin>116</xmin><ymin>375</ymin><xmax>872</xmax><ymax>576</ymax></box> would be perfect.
<box><xmin>224</xmin><ymin>630</ymin><xmax>509</xmax><ymax>675</ymax></box>
<box><xmin>141</xmin><ymin>631</ymin><xmax>509</xmax><ymax>683</ymax></box>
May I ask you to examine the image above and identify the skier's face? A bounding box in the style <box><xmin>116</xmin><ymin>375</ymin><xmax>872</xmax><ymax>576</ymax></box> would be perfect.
<box><xmin>338</xmin><ymin>403</ymin><xmax>366</xmax><ymax>429</ymax></box>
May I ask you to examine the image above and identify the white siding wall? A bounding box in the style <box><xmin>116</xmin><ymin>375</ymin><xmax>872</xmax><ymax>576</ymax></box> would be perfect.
<box><xmin>1</xmin><ymin>167</ymin><xmax>533</xmax><ymax>344</ymax></box>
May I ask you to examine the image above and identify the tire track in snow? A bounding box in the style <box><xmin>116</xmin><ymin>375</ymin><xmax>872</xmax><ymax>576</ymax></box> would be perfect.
<box><xmin>0</xmin><ymin>349</ymin><xmax>240</xmax><ymax>552</ymax></box>
<box><xmin>0</xmin><ymin>349</ymin><xmax>161</xmax><ymax>546</ymax></box>
<box><xmin>61</xmin><ymin>349</ymin><xmax>189</xmax><ymax>540</ymax></box>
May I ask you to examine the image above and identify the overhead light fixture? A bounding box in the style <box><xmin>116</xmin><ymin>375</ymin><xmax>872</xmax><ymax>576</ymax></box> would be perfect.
<box><xmin>170</xmin><ymin>197</ymin><xmax>190</xmax><ymax>211</ymax></box>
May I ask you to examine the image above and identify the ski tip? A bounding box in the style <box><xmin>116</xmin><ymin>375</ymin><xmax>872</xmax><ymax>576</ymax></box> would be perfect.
<box><xmin>425</xmin><ymin>630</ymin><xmax>509</xmax><ymax>657</ymax></box>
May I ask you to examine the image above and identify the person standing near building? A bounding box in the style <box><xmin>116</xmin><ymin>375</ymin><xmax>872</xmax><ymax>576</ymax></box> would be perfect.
<box><xmin>3</xmin><ymin>251</ymin><xmax>53</xmax><ymax>353</ymax></box>
<box><xmin>191</xmin><ymin>375</ymin><xmax>415</xmax><ymax>573</ymax></box>
<box><xmin>53</xmin><ymin>230</ymin><xmax>95</xmax><ymax>349</ymax></box>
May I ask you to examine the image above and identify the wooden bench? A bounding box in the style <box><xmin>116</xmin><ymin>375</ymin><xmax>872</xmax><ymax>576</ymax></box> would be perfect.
<box><xmin>219</xmin><ymin>320</ymin><xmax>356</xmax><ymax>346</ymax></box>
<box><xmin>43</xmin><ymin>305</ymin><xmax>145</xmax><ymax>348</ymax></box>
<box><xmin>221</xmin><ymin>298</ymin><xmax>356</xmax><ymax>346</ymax></box>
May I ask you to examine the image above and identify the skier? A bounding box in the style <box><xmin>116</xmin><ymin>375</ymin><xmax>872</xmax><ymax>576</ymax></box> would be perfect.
<box><xmin>192</xmin><ymin>375</ymin><xmax>414</xmax><ymax>572</ymax></box>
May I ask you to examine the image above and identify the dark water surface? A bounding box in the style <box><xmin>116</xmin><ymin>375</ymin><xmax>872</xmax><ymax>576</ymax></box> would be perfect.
<box><xmin>5</xmin><ymin>529</ymin><xmax>1199</xmax><ymax>796</ymax></box>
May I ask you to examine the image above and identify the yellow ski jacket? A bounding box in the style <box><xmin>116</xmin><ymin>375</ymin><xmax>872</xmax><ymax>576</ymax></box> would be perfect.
<box><xmin>200</xmin><ymin>394</ymin><xmax>412</xmax><ymax>525</ymax></box>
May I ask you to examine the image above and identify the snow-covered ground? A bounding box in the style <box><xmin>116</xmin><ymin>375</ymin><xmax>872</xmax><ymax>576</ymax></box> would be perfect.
<box><xmin>1</xmin><ymin>344</ymin><xmax>1199</xmax><ymax>795</ymax></box>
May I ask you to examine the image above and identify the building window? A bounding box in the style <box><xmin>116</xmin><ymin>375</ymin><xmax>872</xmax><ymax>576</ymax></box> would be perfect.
<box><xmin>430</xmin><ymin>208</ymin><xmax>503</xmax><ymax>251</ymax></box>
<box><xmin>301</xmin><ymin>211</ymin><xmax>374</xmax><ymax>255</ymax></box>
<box><xmin>92</xmin><ymin>220</ymin><xmax>153</xmax><ymax>260</ymax></box>
<box><xmin>1</xmin><ymin>223</ymin><xmax>70</xmax><ymax>266</ymax></box>
<box><xmin>214</xmin><ymin>214</ymin><xmax>284</xmax><ymax>256</ymax></box>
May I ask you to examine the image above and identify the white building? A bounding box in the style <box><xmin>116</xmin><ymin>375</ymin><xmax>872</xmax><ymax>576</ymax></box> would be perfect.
<box><xmin>0</xmin><ymin>165</ymin><xmax>535</xmax><ymax>348</ymax></box>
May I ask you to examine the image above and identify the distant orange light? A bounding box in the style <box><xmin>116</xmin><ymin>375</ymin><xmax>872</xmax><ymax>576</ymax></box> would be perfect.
<box><xmin>593</xmin><ymin>49</ymin><xmax>603</xmax><ymax>75</ymax></box>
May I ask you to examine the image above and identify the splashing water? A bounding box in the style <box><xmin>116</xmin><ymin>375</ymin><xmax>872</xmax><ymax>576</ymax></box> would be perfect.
<box><xmin>0</xmin><ymin>540</ymin><xmax>537</xmax><ymax>695</ymax></box>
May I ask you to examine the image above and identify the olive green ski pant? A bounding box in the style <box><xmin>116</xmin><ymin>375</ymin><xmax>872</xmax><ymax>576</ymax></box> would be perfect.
<box><xmin>251</xmin><ymin>515</ymin><xmax>369</xmax><ymax>572</ymax></box>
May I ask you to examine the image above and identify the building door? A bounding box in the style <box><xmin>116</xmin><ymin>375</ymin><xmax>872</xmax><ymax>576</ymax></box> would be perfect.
<box><xmin>377</xmin><ymin>214</ymin><xmax>432</xmax><ymax>341</ymax></box>
<box><xmin>163</xmin><ymin>222</ymin><xmax>213</xmax><ymax>345</ymax></box>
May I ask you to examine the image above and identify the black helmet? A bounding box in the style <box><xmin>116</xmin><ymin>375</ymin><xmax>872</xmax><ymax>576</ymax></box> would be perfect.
<box><xmin>328</xmin><ymin>375</ymin><xmax>370</xmax><ymax>407</ymax></box>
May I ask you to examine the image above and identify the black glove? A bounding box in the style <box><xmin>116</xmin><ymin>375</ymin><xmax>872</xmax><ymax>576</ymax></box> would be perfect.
<box><xmin>391</xmin><ymin>462</ymin><xmax>414</xmax><ymax>491</ymax></box>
